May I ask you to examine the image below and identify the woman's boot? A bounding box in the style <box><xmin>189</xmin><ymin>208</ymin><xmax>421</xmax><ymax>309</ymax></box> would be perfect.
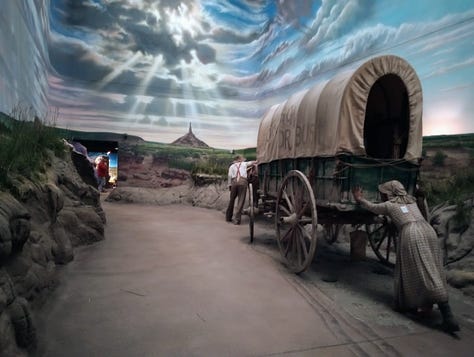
<box><xmin>438</xmin><ymin>302</ymin><xmax>460</xmax><ymax>332</ymax></box>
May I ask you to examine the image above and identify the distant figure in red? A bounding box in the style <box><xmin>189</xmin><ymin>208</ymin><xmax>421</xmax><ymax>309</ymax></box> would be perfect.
<box><xmin>95</xmin><ymin>156</ymin><xmax>109</xmax><ymax>192</ymax></box>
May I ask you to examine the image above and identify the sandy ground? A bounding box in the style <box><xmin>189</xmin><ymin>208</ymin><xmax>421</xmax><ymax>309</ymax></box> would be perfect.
<box><xmin>33</xmin><ymin>200</ymin><xmax>474</xmax><ymax>356</ymax></box>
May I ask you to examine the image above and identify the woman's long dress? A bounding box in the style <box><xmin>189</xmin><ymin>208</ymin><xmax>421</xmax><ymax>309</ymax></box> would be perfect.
<box><xmin>360</xmin><ymin>199</ymin><xmax>448</xmax><ymax>309</ymax></box>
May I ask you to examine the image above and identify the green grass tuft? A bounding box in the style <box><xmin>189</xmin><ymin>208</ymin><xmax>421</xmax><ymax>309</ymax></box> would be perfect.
<box><xmin>0</xmin><ymin>107</ymin><xmax>65</xmax><ymax>189</ymax></box>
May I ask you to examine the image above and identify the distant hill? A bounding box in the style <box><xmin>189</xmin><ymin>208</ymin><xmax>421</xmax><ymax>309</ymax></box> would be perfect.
<box><xmin>55</xmin><ymin>128</ymin><xmax>144</xmax><ymax>144</ymax></box>
<box><xmin>422</xmin><ymin>133</ymin><xmax>474</xmax><ymax>149</ymax></box>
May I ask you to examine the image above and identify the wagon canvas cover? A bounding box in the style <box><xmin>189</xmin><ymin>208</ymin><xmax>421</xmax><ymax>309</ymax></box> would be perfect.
<box><xmin>257</xmin><ymin>55</ymin><xmax>423</xmax><ymax>164</ymax></box>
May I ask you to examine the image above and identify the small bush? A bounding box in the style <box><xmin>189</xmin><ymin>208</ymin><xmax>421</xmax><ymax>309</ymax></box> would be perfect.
<box><xmin>432</xmin><ymin>150</ymin><xmax>447</xmax><ymax>166</ymax></box>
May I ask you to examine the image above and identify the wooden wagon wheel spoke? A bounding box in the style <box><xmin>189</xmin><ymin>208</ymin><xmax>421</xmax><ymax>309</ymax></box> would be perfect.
<box><xmin>297</xmin><ymin>201</ymin><xmax>308</xmax><ymax>220</ymax></box>
<box><xmin>284</xmin><ymin>234</ymin><xmax>293</xmax><ymax>257</ymax></box>
<box><xmin>297</xmin><ymin>183</ymin><xmax>305</xmax><ymax>211</ymax></box>
<box><xmin>366</xmin><ymin>221</ymin><xmax>398</xmax><ymax>267</ymax></box>
<box><xmin>375</xmin><ymin>226</ymin><xmax>388</xmax><ymax>250</ymax></box>
<box><xmin>370</xmin><ymin>224</ymin><xmax>385</xmax><ymax>236</ymax></box>
<box><xmin>280</xmin><ymin>226</ymin><xmax>293</xmax><ymax>243</ymax></box>
<box><xmin>299</xmin><ymin>224</ymin><xmax>312</xmax><ymax>243</ymax></box>
<box><xmin>296</xmin><ymin>232</ymin><xmax>305</xmax><ymax>266</ymax></box>
<box><xmin>296</xmin><ymin>226</ymin><xmax>309</xmax><ymax>259</ymax></box>
<box><xmin>279</xmin><ymin>204</ymin><xmax>291</xmax><ymax>217</ymax></box>
<box><xmin>276</xmin><ymin>170</ymin><xmax>318</xmax><ymax>274</ymax></box>
<box><xmin>282</xmin><ymin>190</ymin><xmax>294</xmax><ymax>213</ymax></box>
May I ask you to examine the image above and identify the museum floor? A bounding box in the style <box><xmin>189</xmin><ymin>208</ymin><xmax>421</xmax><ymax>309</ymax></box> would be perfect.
<box><xmin>34</xmin><ymin>201</ymin><xmax>474</xmax><ymax>356</ymax></box>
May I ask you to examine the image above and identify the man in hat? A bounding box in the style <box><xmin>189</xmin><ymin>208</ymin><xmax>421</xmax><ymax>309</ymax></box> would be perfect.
<box><xmin>225</xmin><ymin>155</ymin><xmax>257</xmax><ymax>225</ymax></box>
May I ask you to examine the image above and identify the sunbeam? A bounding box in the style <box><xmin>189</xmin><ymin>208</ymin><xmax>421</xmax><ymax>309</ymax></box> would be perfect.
<box><xmin>96</xmin><ymin>52</ymin><xmax>142</xmax><ymax>90</ymax></box>
<box><xmin>128</xmin><ymin>55</ymin><xmax>162</xmax><ymax>125</ymax></box>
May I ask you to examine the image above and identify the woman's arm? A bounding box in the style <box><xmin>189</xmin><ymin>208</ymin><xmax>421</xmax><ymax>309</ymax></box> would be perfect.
<box><xmin>352</xmin><ymin>186</ymin><xmax>390</xmax><ymax>215</ymax></box>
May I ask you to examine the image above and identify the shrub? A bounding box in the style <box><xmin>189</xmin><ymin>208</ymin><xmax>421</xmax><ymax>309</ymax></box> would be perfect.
<box><xmin>432</xmin><ymin>150</ymin><xmax>447</xmax><ymax>166</ymax></box>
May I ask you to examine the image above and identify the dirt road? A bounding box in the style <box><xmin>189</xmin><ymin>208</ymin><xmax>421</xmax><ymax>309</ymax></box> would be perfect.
<box><xmin>35</xmin><ymin>202</ymin><xmax>474</xmax><ymax>356</ymax></box>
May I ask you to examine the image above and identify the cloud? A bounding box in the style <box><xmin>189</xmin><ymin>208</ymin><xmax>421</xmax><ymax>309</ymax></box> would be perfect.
<box><xmin>303</xmin><ymin>0</ymin><xmax>373</xmax><ymax>51</ymax></box>
<box><xmin>275</xmin><ymin>0</ymin><xmax>316</xmax><ymax>28</ymax></box>
<box><xmin>210</xmin><ymin>27</ymin><xmax>264</xmax><ymax>44</ymax></box>
<box><xmin>48</xmin><ymin>35</ymin><xmax>111</xmax><ymax>81</ymax></box>
<box><xmin>145</xmin><ymin>97</ymin><xmax>173</xmax><ymax>116</ymax></box>
<box><xmin>51</xmin><ymin>0</ymin><xmax>117</xmax><ymax>30</ymax></box>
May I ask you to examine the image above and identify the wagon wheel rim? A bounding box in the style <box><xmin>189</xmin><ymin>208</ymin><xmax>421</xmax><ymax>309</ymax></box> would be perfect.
<box><xmin>366</xmin><ymin>220</ymin><xmax>398</xmax><ymax>267</ymax></box>
<box><xmin>323</xmin><ymin>224</ymin><xmax>341</xmax><ymax>244</ymax></box>
<box><xmin>248</xmin><ymin>183</ymin><xmax>255</xmax><ymax>243</ymax></box>
<box><xmin>276</xmin><ymin>170</ymin><xmax>318</xmax><ymax>273</ymax></box>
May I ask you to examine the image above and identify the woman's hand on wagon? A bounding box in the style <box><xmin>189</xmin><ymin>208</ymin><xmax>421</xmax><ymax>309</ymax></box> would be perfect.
<box><xmin>352</xmin><ymin>185</ymin><xmax>363</xmax><ymax>202</ymax></box>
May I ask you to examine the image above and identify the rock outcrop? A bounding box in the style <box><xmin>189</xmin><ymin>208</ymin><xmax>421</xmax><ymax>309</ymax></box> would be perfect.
<box><xmin>171</xmin><ymin>123</ymin><xmax>210</xmax><ymax>148</ymax></box>
<box><xmin>0</xmin><ymin>147</ymin><xmax>105</xmax><ymax>355</ymax></box>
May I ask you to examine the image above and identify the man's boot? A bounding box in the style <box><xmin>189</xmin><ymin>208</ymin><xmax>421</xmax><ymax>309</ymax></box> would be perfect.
<box><xmin>438</xmin><ymin>302</ymin><xmax>460</xmax><ymax>332</ymax></box>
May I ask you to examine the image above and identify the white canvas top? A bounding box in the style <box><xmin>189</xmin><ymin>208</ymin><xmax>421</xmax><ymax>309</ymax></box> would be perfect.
<box><xmin>256</xmin><ymin>55</ymin><xmax>423</xmax><ymax>163</ymax></box>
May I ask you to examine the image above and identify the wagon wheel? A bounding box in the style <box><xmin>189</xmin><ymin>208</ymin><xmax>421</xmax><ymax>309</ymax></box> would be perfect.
<box><xmin>276</xmin><ymin>170</ymin><xmax>318</xmax><ymax>273</ymax></box>
<box><xmin>366</xmin><ymin>218</ymin><xmax>398</xmax><ymax>267</ymax></box>
<box><xmin>323</xmin><ymin>224</ymin><xmax>342</xmax><ymax>244</ymax></box>
<box><xmin>248</xmin><ymin>183</ymin><xmax>255</xmax><ymax>243</ymax></box>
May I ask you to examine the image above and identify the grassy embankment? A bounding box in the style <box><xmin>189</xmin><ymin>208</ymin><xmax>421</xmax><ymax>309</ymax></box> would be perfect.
<box><xmin>0</xmin><ymin>110</ymin><xmax>65</xmax><ymax>191</ymax></box>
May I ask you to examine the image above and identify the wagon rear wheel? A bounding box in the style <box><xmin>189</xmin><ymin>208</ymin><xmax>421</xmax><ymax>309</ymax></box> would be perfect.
<box><xmin>366</xmin><ymin>218</ymin><xmax>398</xmax><ymax>267</ymax></box>
<box><xmin>248</xmin><ymin>183</ymin><xmax>255</xmax><ymax>243</ymax></box>
<box><xmin>276</xmin><ymin>170</ymin><xmax>318</xmax><ymax>273</ymax></box>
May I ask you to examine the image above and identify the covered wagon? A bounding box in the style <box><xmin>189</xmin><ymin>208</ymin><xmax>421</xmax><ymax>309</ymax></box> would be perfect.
<box><xmin>249</xmin><ymin>55</ymin><xmax>425</xmax><ymax>273</ymax></box>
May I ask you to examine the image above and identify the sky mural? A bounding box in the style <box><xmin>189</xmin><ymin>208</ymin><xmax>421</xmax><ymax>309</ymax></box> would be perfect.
<box><xmin>1</xmin><ymin>0</ymin><xmax>474</xmax><ymax>149</ymax></box>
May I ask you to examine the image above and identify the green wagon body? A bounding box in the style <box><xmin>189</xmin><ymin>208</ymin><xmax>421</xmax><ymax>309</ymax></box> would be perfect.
<box><xmin>258</xmin><ymin>155</ymin><xmax>420</xmax><ymax>225</ymax></box>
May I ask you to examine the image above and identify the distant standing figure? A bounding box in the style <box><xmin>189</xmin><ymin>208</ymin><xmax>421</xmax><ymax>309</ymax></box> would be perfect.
<box><xmin>225</xmin><ymin>155</ymin><xmax>256</xmax><ymax>225</ymax></box>
<box><xmin>352</xmin><ymin>180</ymin><xmax>459</xmax><ymax>333</ymax></box>
<box><xmin>96</xmin><ymin>156</ymin><xmax>109</xmax><ymax>192</ymax></box>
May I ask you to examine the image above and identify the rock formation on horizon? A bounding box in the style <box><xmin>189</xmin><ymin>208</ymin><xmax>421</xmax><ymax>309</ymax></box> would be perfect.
<box><xmin>171</xmin><ymin>123</ymin><xmax>210</xmax><ymax>148</ymax></box>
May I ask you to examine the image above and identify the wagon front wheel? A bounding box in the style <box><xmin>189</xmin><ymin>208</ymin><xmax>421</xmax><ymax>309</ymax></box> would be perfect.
<box><xmin>276</xmin><ymin>170</ymin><xmax>318</xmax><ymax>273</ymax></box>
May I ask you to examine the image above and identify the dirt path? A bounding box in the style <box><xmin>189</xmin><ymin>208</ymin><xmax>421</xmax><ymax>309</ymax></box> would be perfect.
<box><xmin>34</xmin><ymin>202</ymin><xmax>474</xmax><ymax>356</ymax></box>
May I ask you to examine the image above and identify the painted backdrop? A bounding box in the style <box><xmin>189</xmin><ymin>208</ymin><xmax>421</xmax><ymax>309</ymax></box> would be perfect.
<box><xmin>1</xmin><ymin>0</ymin><xmax>473</xmax><ymax>149</ymax></box>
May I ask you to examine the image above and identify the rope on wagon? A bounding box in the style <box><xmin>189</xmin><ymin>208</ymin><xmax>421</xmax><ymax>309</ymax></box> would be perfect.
<box><xmin>337</xmin><ymin>158</ymin><xmax>420</xmax><ymax>172</ymax></box>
